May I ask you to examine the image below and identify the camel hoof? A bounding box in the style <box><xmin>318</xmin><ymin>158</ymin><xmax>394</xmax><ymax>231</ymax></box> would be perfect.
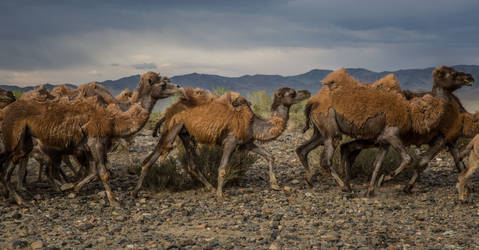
<box><xmin>377</xmin><ymin>175</ymin><xmax>385</xmax><ymax>187</ymax></box>
<box><xmin>130</xmin><ymin>190</ymin><xmax>139</xmax><ymax>198</ymax></box>
<box><xmin>365</xmin><ymin>190</ymin><xmax>375</xmax><ymax>198</ymax></box>
<box><xmin>270</xmin><ymin>183</ymin><xmax>281</xmax><ymax>191</ymax></box>
<box><xmin>216</xmin><ymin>193</ymin><xmax>228</xmax><ymax>201</ymax></box>
<box><xmin>341</xmin><ymin>186</ymin><xmax>352</xmax><ymax>193</ymax></box>
<box><xmin>403</xmin><ymin>185</ymin><xmax>413</xmax><ymax>194</ymax></box>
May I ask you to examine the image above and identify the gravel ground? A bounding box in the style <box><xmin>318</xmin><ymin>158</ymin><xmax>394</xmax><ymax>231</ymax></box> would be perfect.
<box><xmin>1</xmin><ymin>130</ymin><xmax>479</xmax><ymax>249</ymax></box>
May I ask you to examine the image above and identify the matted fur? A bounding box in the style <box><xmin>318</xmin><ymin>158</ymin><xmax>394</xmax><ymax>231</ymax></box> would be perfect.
<box><xmin>168</xmin><ymin>98</ymin><xmax>254</xmax><ymax>144</ymax></box>
<box><xmin>371</xmin><ymin>74</ymin><xmax>401</xmax><ymax>92</ymax></box>
<box><xmin>21</xmin><ymin>85</ymin><xmax>56</xmax><ymax>102</ymax></box>
<box><xmin>309</xmin><ymin>68</ymin><xmax>447</xmax><ymax>134</ymax></box>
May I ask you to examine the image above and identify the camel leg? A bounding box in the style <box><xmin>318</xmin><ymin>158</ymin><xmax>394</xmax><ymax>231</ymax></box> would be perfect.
<box><xmin>366</xmin><ymin>145</ymin><xmax>389</xmax><ymax>197</ymax></box>
<box><xmin>15</xmin><ymin>158</ymin><xmax>28</xmax><ymax>191</ymax></box>
<box><xmin>88</xmin><ymin>137</ymin><xmax>120</xmax><ymax>207</ymax></box>
<box><xmin>322</xmin><ymin>138</ymin><xmax>348</xmax><ymax>191</ymax></box>
<box><xmin>73</xmin><ymin>160</ymin><xmax>97</xmax><ymax>193</ymax></box>
<box><xmin>45</xmin><ymin>156</ymin><xmax>63</xmax><ymax>192</ymax></box>
<box><xmin>217</xmin><ymin>135</ymin><xmax>238</xmax><ymax>200</ymax></box>
<box><xmin>339</xmin><ymin>139</ymin><xmax>376</xmax><ymax>191</ymax></box>
<box><xmin>404</xmin><ymin>137</ymin><xmax>446</xmax><ymax>193</ymax></box>
<box><xmin>178</xmin><ymin>132</ymin><xmax>215</xmax><ymax>192</ymax></box>
<box><xmin>457</xmin><ymin>158</ymin><xmax>478</xmax><ymax>203</ymax></box>
<box><xmin>1</xmin><ymin>160</ymin><xmax>29</xmax><ymax>206</ymax></box>
<box><xmin>295</xmin><ymin>127</ymin><xmax>323</xmax><ymax>185</ymax></box>
<box><xmin>246</xmin><ymin>142</ymin><xmax>281</xmax><ymax>191</ymax></box>
<box><xmin>376</xmin><ymin>127</ymin><xmax>412</xmax><ymax>185</ymax></box>
<box><xmin>132</xmin><ymin>123</ymin><xmax>184</xmax><ymax>197</ymax></box>
<box><xmin>448</xmin><ymin>143</ymin><xmax>465</xmax><ymax>173</ymax></box>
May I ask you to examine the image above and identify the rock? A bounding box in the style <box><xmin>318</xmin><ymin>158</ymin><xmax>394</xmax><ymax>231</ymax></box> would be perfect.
<box><xmin>67</xmin><ymin>193</ymin><xmax>76</xmax><ymax>199</ymax></box>
<box><xmin>60</xmin><ymin>183</ymin><xmax>75</xmax><ymax>191</ymax></box>
<box><xmin>291</xmin><ymin>179</ymin><xmax>300</xmax><ymax>185</ymax></box>
<box><xmin>12</xmin><ymin>240</ymin><xmax>28</xmax><ymax>248</ymax></box>
<box><xmin>321</xmin><ymin>232</ymin><xmax>340</xmax><ymax>242</ymax></box>
<box><xmin>269</xmin><ymin>242</ymin><xmax>279</xmax><ymax>250</ymax></box>
<box><xmin>283</xmin><ymin>186</ymin><xmax>292</xmax><ymax>192</ymax></box>
<box><xmin>11</xmin><ymin>213</ymin><xmax>22</xmax><ymax>219</ymax></box>
<box><xmin>31</xmin><ymin>241</ymin><xmax>43</xmax><ymax>249</ymax></box>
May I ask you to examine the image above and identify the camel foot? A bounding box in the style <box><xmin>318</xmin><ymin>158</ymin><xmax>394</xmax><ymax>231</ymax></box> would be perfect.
<box><xmin>403</xmin><ymin>184</ymin><xmax>414</xmax><ymax>194</ymax></box>
<box><xmin>216</xmin><ymin>192</ymin><xmax>228</xmax><ymax>201</ymax></box>
<box><xmin>341</xmin><ymin>185</ymin><xmax>352</xmax><ymax>193</ymax></box>
<box><xmin>365</xmin><ymin>189</ymin><xmax>375</xmax><ymax>198</ymax></box>
<box><xmin>270</xmin><ymin>183</ymin><xmax>281</xmax><ymax>191</ymax></box>
<box><xmin>304</xmin><ymin>175</ymin><xmax>313</xmax><ymax>187</ymax></box>
<box><xmin>131</xmin><ymin>190</ymin><xmax>140</xmax><ymax>198</ymax></box>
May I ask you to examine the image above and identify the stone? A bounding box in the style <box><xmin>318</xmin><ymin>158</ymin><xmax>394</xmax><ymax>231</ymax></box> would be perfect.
<box><xmin>31</xmin><ymin>241</ymin><xmax>43</xmax><ymax>249</ymax></box>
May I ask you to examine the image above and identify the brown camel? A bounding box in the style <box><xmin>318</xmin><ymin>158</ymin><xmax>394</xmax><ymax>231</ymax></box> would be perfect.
<box><xmin>0</xmin><ymin>72</ymin><xmax>181</xmax><ymax>206</ymax></box>
<box><xmin>296</xmin><ymin>66</ymin><xmax>473</xmax><ymax>196</ymax></box>
<box><xmin>133</xmin><ymin>87</ymin><xmax>311</xmax><ymax>199</ymax></box>
<box><xmin>455</xmin><ymin>112</ymin><xmax>479</xmax><ymax>202</ymax></box>
<box><xmin>9</xmin><ymin>83</ymin><xmax>134</xmax><ymax>192</ymax></box>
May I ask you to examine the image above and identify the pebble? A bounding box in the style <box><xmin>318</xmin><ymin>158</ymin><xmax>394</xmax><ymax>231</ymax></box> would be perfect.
<box><xmin>31</xmin><ymin>241</ymin><xmax>43</xmax><ymax>249</ymax></box>
<box><xmin>321</xmin><ymin>232</ymin><xmax>340</xmax><ymax>242</ymax></box>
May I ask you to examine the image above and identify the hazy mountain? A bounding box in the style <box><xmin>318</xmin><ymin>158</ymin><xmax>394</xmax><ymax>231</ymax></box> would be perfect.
<box><xmin>2</xmin><ymin>65</ymin><xmax>478</xmax><ymax>111</ymax></box>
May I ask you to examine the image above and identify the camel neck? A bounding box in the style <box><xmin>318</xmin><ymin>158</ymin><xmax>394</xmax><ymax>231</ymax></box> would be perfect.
<box><xmin>253</xmin><ymin>104</ymin><xmax>290</xmax><ymax>141</ymax></box>
<box><xmin>112</xmin><ymin>90</ymin><xmax>156</xmax><ymax>137</ymax></box>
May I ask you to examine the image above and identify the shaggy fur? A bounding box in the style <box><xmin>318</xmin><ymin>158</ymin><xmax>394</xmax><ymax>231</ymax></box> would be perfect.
<box><xmin>309</xmin><ymin>68</ymin><xmax>446</xmax><ymax>135</ymax></box>
<box><xmin>0</xmin><ymin>88</ymin><xmax>16</xmax><ymax>109</ymax></box>
<box><xmin>116</xmin><ymin>88</ymin><xmax>133</xmax><ymax>103</ymax></box>
<box><xmin>168</xmin><ymin>99</ymin><xmax>254</xmax><ymax>144</ymax></box>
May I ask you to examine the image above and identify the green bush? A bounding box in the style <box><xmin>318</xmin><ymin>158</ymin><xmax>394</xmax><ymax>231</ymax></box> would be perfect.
<box><xmin>12</xmin><ymin>89</ymin><xmax>23</xmax><ymax>99</ymax></box>
<box><xmin>144</xmin><ymin>111</ymin><xmax>162</xmax><ymax>130</ymax></box>
<box><xmin>136</xmin><ymin>144</ymin><xmax>258</xmax><ymax>191</ymax></box>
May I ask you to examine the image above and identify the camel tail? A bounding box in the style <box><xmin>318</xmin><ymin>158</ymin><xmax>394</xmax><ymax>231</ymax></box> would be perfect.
<box><xmin>302</xmin><ymin>102</ymin><xmax>313</xmax><ymax>133</ymax></box>
<box><xmin>152</xmin><ymin>117</ymin><xmax>165</xmax><ymax>137</ymax></box>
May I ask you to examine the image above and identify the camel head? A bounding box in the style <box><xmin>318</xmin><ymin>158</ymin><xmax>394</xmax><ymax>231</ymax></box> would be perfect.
<box><xmin>321</xmin><ymin>67</ymin><xmax>358</xmax><ymax>89</ymax></box>
<box><xmin>138</xmin><ymin>72</ymin><xmax>182</xmax><ymax>100</ymax></box>
<box><xmin>432</xmin><ymin>66</ymin><xmax>474</xmax><ymax>92</ymax></box>
<box><xmin>272</xmin><ymin>87</ymin><xmax>311</xmax><ymax>109</ymax></box>
<box><xmin>0</xmin><ymin>88</ymin><xmax>16</xmax><ymax>109</ymax></box>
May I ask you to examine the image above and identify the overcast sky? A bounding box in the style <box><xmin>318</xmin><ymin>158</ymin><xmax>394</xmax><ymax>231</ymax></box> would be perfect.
<box><xmin>1</xmin><ymin>0</ymin><xmax>478</xmax><ymax>86</ymax></box>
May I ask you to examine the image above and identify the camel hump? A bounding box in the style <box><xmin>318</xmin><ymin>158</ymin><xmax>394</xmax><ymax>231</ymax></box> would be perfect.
<box><xmin>372</xmin><ymin>74</ymin><xmax>401</xmax><ymax>92</ymax></box>
<box><xmin>408</xmin><ymin>94</ymin><xmax>446</xmax><ymax>134</ymax></box>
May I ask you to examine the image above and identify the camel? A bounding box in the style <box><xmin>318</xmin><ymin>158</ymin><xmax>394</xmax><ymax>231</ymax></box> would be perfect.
<box><xmin>133</xmin><ymin>87</ymin><xmax>311</xmax><ymax>199</ymax></box>
<box><xmin>455</xmin><ymin>112</ymin><xmax>479</xmax><ymax>202</ymax></box>
<box><xmin>296</xmin><ymin>66</ymin><xmax>473</xmax><ymax>196</ymax></box>
<box><xmin>9</xmin><ymin>83</ymin><xmax>138</xmax><ymax>192</ymax></box>
<box><xmin>0</xmin><ymin>72</ymin><xmax>181</xmax><ymax>206</ymax></box>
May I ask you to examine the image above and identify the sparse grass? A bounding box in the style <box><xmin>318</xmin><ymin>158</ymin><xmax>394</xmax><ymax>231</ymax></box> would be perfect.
<box><xmin>144</xmin><ymin>111</ymin><xmax>162</xmax><ymax>130</ymax></box>
<box><xmin>12</xmin><ymin>89</ymin><xmax>23</xmax><ymax>99</ymax></box>
<box><xmin>135</xmin><ymin>144</ymin><xmax>258</xmax><ymax>191</ymax></box>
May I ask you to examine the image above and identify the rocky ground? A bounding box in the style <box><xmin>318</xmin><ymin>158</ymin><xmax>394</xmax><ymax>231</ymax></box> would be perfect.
<box><xmin>1</xmin><ymin>130</ymin><xmax>479</xmax><ymax>249</ymax></box>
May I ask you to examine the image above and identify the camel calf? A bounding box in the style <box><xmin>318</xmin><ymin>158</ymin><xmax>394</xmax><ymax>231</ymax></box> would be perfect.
<box><xmin>457</xmin><ymin>135</ymin><xmax>479</xmax><ymax>202</ymax></box>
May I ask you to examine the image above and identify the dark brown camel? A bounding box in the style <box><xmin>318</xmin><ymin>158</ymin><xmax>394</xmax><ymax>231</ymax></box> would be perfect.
<box><xmin>296</xmin><ymin>66</ymin><xmax>473</xmax><ymax>196</ymax></box>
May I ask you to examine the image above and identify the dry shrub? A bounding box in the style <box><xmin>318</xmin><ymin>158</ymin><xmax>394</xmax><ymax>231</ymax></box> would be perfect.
<box><xmin>309</xmin><ymin>136</ymin><xmax>415</xmax><ymax>181</ymax></box>
<box><xmin>136</xmin><ymin>144</ymin><xmax>257</xmax><ymax>191</ymax></box>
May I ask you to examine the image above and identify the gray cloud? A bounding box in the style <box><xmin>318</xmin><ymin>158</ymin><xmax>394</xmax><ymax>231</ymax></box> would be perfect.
<box><xmin>0</xmin><ymin>0</ymin><xmax>478</xmax><ymax>84</ymax></box>
<box><xmin>131</xmin><ymin>63</ymin><xmax>157</xmax><ymax>70</ymax></box>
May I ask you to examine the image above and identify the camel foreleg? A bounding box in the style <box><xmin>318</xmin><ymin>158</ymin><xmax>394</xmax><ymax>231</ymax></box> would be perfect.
<box><xmin>246</xmin><ymin>142</ymin><xmax>281</xmax><ymax>191</ymax></box>
<box><xmin>295</xmin><ymin>127</ymin><xmax>323</xmax><ymax>185</ymax></box>
<box><xmin>217</xmin><ymin>135</ymin><xmax>238</xmax><ymax>200</ymax></box>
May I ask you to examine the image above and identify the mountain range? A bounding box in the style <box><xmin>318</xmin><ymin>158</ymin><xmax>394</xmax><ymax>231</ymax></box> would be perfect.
<box><xmin>2</xmin><ymin>65</ymin><xmax>478</xmax><ymax>111</ymax></box>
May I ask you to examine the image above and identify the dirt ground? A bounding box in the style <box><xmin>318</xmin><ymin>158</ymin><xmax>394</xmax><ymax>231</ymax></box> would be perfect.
<box><xmin>1</xmin><ymin>131</ymin><xmax>478</xmax><ymax>249</ymax></box>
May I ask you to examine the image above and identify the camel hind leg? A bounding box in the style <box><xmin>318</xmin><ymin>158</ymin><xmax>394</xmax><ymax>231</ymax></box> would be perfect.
<box><xmin>132</xmin><ymin>122</ymin><xmax>184</xmax><ymax>197</ymax></box>
<box><xmin>339</xmin><ymin>139</ymin><xmax>376</xmax><ymax>192</ymax></box>
<box><xmin>295</xmin><ymin>127</ymin><xmax>323</xmax><ymax>185</ymax></box>
<box><xmin>178</xmin><ymin>131</ymin><xmax>215</xmax><ymax>192</ymax></box>
<box><xmin>216</xmin><ymin>135</ymin><xmax>238</xmax><ymax>200</ymax></box>
<box><xmin>322</xmin><ymin>138</ymin><xmax>349</xmax><ymax>192</ymax></box>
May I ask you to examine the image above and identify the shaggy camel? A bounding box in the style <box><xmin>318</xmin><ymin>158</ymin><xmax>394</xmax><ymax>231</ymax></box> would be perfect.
<box><xmin>10</xmin><ymin>83</ymin><xmax>135</xmax><ymax>192</ymax></box>
<box><xmin>338</xmin><ymin>67</ymin><xmax>474</xmax><ymax>195</ymax></box>
<box><xmin>133</xmin><ymin>87</ymin><xmax>311</xmax><ymax>199</ymax></box>
<box><xmin>296</xmin><ymin>66</ymin><xmax>473</xmax><ymax>196</ymax></box>
<box><xmin>0</xmin><ymin>72</ymin><xmax>181</xmax><ymax>206</ymax></box>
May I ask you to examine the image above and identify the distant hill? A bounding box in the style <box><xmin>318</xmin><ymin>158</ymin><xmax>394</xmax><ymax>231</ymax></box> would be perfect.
<box><xmin>2</xmin><ymin>65</ymin><xmax>478</xmax><ymax>111</ymax></box>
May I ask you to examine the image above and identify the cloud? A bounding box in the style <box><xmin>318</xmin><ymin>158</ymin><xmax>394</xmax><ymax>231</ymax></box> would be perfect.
<box><xmin>131</xmin><ymin>63</ymin><xmax>157</xmax><ymax>70</ymax></box>
<box><xmin>0</xmin><ymin>0</ymin><xmax>478</xmax><ymax>85</ymax></box>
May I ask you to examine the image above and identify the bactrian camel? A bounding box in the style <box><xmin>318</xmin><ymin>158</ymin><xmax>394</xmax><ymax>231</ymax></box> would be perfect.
<box><xmin>133</xmin><ymin>87</ymin><xmax>311</xmax><ymax>199</ymax></box>
<box><xmin>10</xmin><ymin>83</ymin><xmax>136</xmax><ymax>193</ymax></box>
<box><xmin>297</xmin><ymin>66</ymin><xmax>473</xmax><ymax>196</ymax></box>
<box><xmin>0</xmin><ymin>72</ymin><xmax>181</xmax><ymax>206</ymax></box>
